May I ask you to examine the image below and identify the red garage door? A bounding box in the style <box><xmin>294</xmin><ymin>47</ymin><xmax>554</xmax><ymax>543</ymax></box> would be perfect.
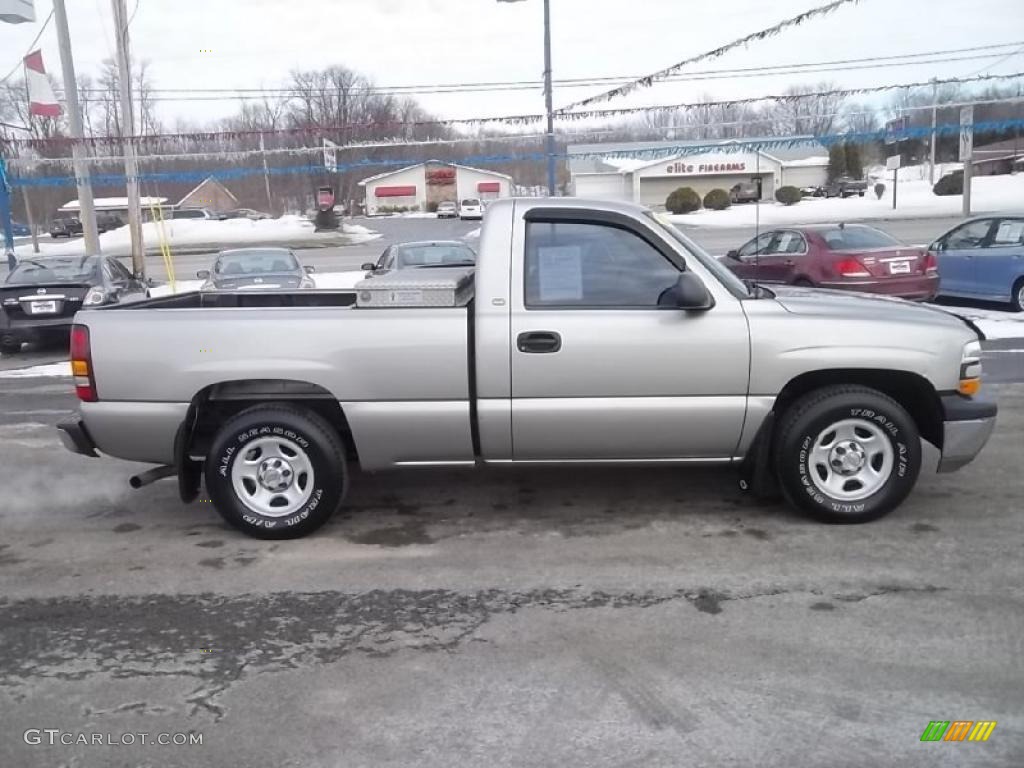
<box><xmin>375</xmin><ymin>186</ymin><xmax>417</xmax><ymax>198</ymax></box>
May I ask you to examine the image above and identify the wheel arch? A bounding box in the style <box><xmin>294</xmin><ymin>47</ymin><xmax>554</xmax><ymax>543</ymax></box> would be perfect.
<box><xmin>182</xmin><ymin>378</ymin><xmax>358</xmax><ymax>466</ymax></box>
<box><xmin>772</xmin><ymin>368</ymin><xmax>944</xmax><ymax>450</ymax></box>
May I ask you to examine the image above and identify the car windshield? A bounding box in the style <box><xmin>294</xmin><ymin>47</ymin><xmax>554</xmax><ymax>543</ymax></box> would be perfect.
<box><xmin>821</xmin><ymin>226</ymin><xmax>900</xmax><ymax>250</ymax></box>
<box><xmin>215</xmin><ymin>250</ymin><xmax>298</xmax><ymax>275</ymax></box>
<box><xmin>6</xmin><ymin>256</ymin><xmax>98</xmax><ymax>284</ymax></box>
<box><xmin>644</xmin><ymin>212</ymin><xmax>750</xmax><ymax>298</ymax></box>
<box><xmin>394</xmin><ymin>244</ymin><xmax>476</xmax><ymax>268</ymax></box>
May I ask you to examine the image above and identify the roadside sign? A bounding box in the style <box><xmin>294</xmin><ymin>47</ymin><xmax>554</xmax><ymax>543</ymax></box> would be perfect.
<box><xmin>323</xmin><ymin>139</ymin><xmax>339</xmax><ymax>171</ymax></box>
<box><xmin>317</xmin><ymin>186</ymin><xmax>335</xmax><ymax>212</ymax></box>
<box><xmin>885</xmin><ymin>116</ymin><xmax>908</xmax><ymax>144</ymax></box>
<box><xmin>959</xmin><ymin>106</ymin><xmax>974</xmax><ymax>162</ymax></box>
<box><xmin>886</xmin><ymin>155</ymin><xmax>902</xmax><ymax>171</ymax></box>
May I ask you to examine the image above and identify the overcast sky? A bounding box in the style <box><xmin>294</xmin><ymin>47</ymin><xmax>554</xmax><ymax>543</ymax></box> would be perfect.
<box><xmin>2</xmin><ymin>0</ymin><xmax>1022</xmax><ymax>128</ymax></box>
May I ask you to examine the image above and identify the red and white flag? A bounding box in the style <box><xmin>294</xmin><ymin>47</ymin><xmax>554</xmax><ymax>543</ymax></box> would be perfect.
<box><xmin>23</xmin><ymin>50</ymin><xmax>61</xmax><ymax>118</ymax></box>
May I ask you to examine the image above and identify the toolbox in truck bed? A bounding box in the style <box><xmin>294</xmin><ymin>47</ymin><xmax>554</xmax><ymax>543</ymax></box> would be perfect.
<box><xmin>354</xmin><ymin>266</ymin><xmax>475</xmax><ymax>308</ymax></box>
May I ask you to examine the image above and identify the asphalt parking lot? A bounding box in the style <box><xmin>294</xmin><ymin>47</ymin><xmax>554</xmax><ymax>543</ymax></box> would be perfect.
<box><xmin>2</xmin><ymin>212</ymin><xmax>1023</xmax><ymax>766</ymax></box>
<box><xmin>1</xmin><ymin>368</ymin><xmax>1023</xmax><ymax>765</ymax></box>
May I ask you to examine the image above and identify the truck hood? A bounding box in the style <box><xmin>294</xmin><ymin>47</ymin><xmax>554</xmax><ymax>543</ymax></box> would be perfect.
<box><xmin>767</xmin><ymin>284</ymin><xmax>982</xmax><ymax>339</ymax></box>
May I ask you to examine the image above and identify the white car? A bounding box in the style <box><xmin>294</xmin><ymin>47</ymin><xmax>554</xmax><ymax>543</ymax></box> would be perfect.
<box><xmin>436</xmin><ymin>201</ymin><xmax>458</xmax><ymax>219</ymax></box>
<box><xmin>459</xmin><ymin>198</ymin><xmax>484</xmax><ymax>220</ymax></box>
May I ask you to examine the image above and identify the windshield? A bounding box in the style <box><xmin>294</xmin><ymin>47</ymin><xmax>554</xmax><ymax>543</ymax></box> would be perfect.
<box><xmin>394</xmin><ymin>244</ymin><xmax>476</xmax><ymax>268</ymax></box>
<box><xmin>645</xmin><ymin>212</ymin><xmax>750</xmax><ymax>298</ymax></box>
<box><xmin>6</xmin><ymin>257</ymin><xmax>98</xmax><ymax>284</ymax></box>
<box><xmin>215</xmin><ymin>250</ymin><xmax>298</xmax><ymax>275</ymax></box>
<box><xmin>820</xmin><ymin>226</ymin><xmax>901</xmax><ymax>250</ymax></box>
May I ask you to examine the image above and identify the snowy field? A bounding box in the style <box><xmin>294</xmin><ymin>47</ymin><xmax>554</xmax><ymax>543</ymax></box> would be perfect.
<box><xmin>666</xmin><ymin>170</ymin><xmax>1024</xmax><ymax>228</ymax></box>
<box><xmin>12</xmin><ymin>216</ymin><xmax>380</xmax><ymax>258</ymax></box>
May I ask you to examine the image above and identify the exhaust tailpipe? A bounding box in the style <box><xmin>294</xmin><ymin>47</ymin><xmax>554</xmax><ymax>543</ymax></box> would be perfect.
<box><xmin>129</xmin><ymin>465</ymin><xmax>176</xmax><ymax>489</ymax></box>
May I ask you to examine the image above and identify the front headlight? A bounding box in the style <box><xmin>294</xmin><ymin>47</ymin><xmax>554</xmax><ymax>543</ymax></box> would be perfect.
<box><xmin>83</xmin><ymin>287</ymin><xmax>107</xmax><ymax>306</ymax></box>
<box><xmin>958</xmin><ymin>340</ymin><xmax>982</xmax><ymax>396</ymax></box>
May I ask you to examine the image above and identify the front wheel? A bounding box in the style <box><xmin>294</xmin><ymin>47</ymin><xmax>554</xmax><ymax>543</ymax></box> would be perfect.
<box><xmin>774</xmin><ymin>385</ymin><xmax>921</xmax><ymax>524</ymax></box>
<box><xmin>204</xmin><ymin>404</ymin><xmax>348</xmax><ymax>538</ymax></box>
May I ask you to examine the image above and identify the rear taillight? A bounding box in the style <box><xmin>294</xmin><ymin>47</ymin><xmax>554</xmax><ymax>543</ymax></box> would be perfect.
<box><xmin>836</xmin><ymin>258</ymin><xmax>870</xmax><ymax>278</ymax></box>
<box><xmin>923</xmin><ymin>251</ymin><xmax>938</xmax><ymax>274</ymax></box>
<box><xmin>69</xmin><ymin>324</ymin><xmax>97</xmax><ymax>402</ymax></box>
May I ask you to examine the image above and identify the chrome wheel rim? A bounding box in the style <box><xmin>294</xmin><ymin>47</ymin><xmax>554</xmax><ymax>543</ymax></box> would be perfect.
<box><xmin>807</xmin><ymin>418</ymin><xmax>894</xmax><ymax>501</ymax></box>
<box><xmin>1017</xmin><ymin>283</ymin><xmax>1024</xmax><ymax>310</ymax></box>
<box><xmin>230</xmin><ymin>436</ymin><xmax>314</xmax><ymax>517</ymax></box>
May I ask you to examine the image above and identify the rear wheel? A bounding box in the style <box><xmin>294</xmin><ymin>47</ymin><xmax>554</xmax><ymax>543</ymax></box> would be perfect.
<box><xmin>793</xmin><ymin>278</ymin><xmax>815</xmax><ymax>287</ymax></box>
<box><xmin>774</xmin><ymin>385</ymin><xmax>921</xmax><ymax>524</ymax></box>
<box><xmin>204</xmin><ymin>404</ymin><xmax>348</xmax><ymax>539</ymax></box>
<box><xmin>1011</xmin><ymin>278</ymin><xmax>1024</xmax><ymax>312</ymax></box>
<box><xmin>0</xmin><ymin>339</ymin><xmax>21</xmax><ymax>355</ymax></box>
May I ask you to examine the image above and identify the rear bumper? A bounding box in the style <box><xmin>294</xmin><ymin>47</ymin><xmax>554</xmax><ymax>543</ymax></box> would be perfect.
<box><xmin>1</xmin><ymin>313</ymin><xmax>76</xmax><ymax>344</ymax></box>
<box><xmin>937</xmin><ymin>394</ymin><xmax>997</xmax><ymax>473</ymax></box>
<box><xmin>817</xmin><ymin>274</ymin><xmax>939</xmax><ymax>301</ymax></box>
<box><xmin>56</xmin><ymin>416</ymin><xmax>99</xmax><ymax>458</ymax></box>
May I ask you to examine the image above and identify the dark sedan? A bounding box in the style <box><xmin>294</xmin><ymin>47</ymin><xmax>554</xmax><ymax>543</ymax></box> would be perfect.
<box><xmin>198</xmin><ymin>247</ymin><xmax>315</xmax><ymax>291</ymax></box>
<box><xmin>1</xmin><ymin>255</ymin><xmax>148</xmax><ymax>354</ymax></box>
<box><xmin>723</xmin><ymin>224</ymin><xmax>939</xmax><ymax>301</ymax></box>
<box><xmin>361</xmin><ymin>240</ymin><xmax>476</xmax><ymax>277</ymax></box>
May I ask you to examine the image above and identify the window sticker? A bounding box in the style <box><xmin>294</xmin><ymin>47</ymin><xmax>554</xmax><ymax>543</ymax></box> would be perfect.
<box><xmin>537</xmin><ymin>245</ymin><xmax>584</xmax><ymax>302</ymax></box>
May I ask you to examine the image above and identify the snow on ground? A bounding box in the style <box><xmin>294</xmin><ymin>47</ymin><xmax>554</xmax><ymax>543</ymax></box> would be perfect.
<box><xmin>667</xmin><ymin>172</ymin><xmax>1024</xmax><ymax>228</ymax></box>
<box><xmin>0</xmin><ymin>361</ymin><xmax>71</xmax><ymax>378</ymax></box>
<box><xmin>13</xmin><ymin>216</ymin><xmax>380</xmax><ymax>258</ymax></box>
<box><xmin>312</xmin><ymin>270</ymin><xmax>366</xmax><ymax>290</ymax></box>
<box><xmin>464</xmin><ymin>227</ymin><xmax>481</xmax><ymax>239</ymax></box>
<box><xmin>149</xmin><ymin>279</ymin><xmax>204</xmax><ymax>297</ymax></box>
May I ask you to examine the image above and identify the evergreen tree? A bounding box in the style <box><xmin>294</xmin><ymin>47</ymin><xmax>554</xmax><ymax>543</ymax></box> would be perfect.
<box><xmin>827</xmin><ymin>143</ymin><xmax>847</xmax><ymax>181</ymax></box>
<box><xmin>844</xmin><ymin>143</ymin><xmax>864</xmax><ymax>179</ymax></box>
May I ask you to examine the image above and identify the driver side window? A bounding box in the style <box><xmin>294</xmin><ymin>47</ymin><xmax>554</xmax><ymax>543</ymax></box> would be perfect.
<box><xmin>738</xmin><ymin>232</ymin><xmax>775</xmax><ymax>261</ymax></box>
<box><xmin>946</xmin><ymin>219</ymin><xmax>993</xmax><ymax>250</ymax></box>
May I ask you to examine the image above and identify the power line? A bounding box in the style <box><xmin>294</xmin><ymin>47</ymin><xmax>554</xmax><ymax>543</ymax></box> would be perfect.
<box><xmin>0</xmin><ymin>8</ymin><xmax>56</xmax><ymax>85</ymax></box>
<box><xmin>65</xmin><ymin>41</ymin><xmax>1024</xmax><ymax>99</ymax></box>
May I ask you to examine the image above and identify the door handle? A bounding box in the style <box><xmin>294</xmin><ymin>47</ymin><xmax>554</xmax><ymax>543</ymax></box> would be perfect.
<box><xmin>784</xmin><ymin>260</ymin><xmax>795</xmax><ymax>266</ymax></box>
<box><xmin>517</xmin><ymin>331</ymin><xmax>562</xmax><ymax>354</ymax></box>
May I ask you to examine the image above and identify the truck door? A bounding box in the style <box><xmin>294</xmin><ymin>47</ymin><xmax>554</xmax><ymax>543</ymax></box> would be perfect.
<box><xmin>509</xmin><ymin>209</ymin><xmax>750</xmax><ymax>460</ymax></box>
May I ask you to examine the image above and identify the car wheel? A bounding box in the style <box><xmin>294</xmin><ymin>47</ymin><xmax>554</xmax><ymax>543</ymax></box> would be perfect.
<box><xmin>774</xmin><ymin>385</ymin><xmax>921</xmax><ymax>524</ymax></box>
<box><xmin>793</xmin><ymin>278</ymin><xmax>815</xmax><ymax>287</ymax></box>
<box><xmin>204</xmin><ymin>404</ymin><xmax>348</xmax><ymax>539</ymax></box>
<box><xmin>1011</xmin><ymin>278</ymin><xmax>1024</xmax><ymax>312</ymax></box>
<box><xmin>0</xmin><ymin>339</ymin><xmax>21</xmax><ymax>355</ymax></box>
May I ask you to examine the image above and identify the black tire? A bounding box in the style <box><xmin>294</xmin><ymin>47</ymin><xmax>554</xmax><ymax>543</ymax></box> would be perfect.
<box><xmin>204</xmin><ymin>404</ymin><xmax>348</xmax><ymax>539</ymax></box>
<box><xmin>1011</xmin><ymin>278</ymin><xmax>1024</xmax><ymax>312</ymax></box>
<box><xmin>793</xmin><ymin>278</ymin><xmax>815</xmax><ymax>287</ymax></box>
<box><xmin>774</xmin><ymin>385</ymin><xmax>921</xmax><ymax>524</ymax></box>
<box><xmin>0</xmin><ymin>340</ymin><xmax>21</xmax><ymax>355</ymax></box>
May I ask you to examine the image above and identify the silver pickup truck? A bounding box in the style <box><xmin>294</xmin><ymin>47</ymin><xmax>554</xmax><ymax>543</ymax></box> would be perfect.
<box><xmin>58</xmin><ymin>198</ymin><xmax>996</xmax><ymax>539</ymax></box>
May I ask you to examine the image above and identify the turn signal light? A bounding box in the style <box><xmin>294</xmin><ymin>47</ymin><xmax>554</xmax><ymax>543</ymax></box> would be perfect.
<box><xmin>958</xmin><ymin>378</ymin><xmax>981</xmax><ymax>396</ymax></box>
<box><xmin>69</xmin><ymin>324</ymin><xmax>97</xmax><ymax>402</ymax></box>
<box><xmin>836</xmin><ymin>258</ymin><xmax>870</xmax><ymax>278</ymax></box>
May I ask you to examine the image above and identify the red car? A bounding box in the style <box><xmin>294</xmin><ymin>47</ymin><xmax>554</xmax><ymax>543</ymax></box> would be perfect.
<box><xmin>723</xmin><ymin>224</ymin><xmax>939</xmax><ymax>300</ymax></box>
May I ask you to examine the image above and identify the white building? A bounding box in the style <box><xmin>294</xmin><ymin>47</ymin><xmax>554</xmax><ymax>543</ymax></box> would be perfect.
<box><xmin>569</xmin><ymin>139</ymin><xmax>829</xmax><ymax>209</ymax></box>
<box><xmin>358</xmin><ymin>161</ymin><xmax>513</xmax><ymax>215</ymax></box>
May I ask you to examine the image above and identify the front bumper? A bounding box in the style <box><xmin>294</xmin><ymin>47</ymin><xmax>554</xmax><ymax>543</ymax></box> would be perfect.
<box><xmin>937</xmin><ymin>394</ymin><xmax>997</xmax><ymax>473</ymax></box>
<box><xmin>56</xmin><ymin>416</ymin><xmax>99</xmax><ymax>458</ymax></box>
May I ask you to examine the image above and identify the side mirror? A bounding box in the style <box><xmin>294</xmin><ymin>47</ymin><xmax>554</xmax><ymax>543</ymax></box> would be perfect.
<box><xmin>360</xmin><ymin>262</ymin><xmax>376</xmax><ymax>271</ymax></box>
<box><xmin>931</xmin><ymin>239</ymin><xmax>946</xmax><ymax>252</ymax></box>
<box><xmin>726</xmin><ymin>249</ymin><xmax>740</xmax><ymax>260</ymax></box>
<box><xmin>661</xmin><ymin>271</ymin><xmax>715</xmax><ymax>311</ymax></box>
<box><xmin>304</xmin><ymin>265</ymin><xmax>315</xmax><ymax>274</ymax></box>
<box><xmin>196</xmin><ymin>269</ymin><xmax>210</xmax><ymax>279</ymax></box>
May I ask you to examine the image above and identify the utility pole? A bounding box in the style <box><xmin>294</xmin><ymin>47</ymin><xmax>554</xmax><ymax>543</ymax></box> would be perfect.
<box><xmin>542</xmin><ymin>0</ymin><xmax>556</xmax><ymax>196</ymax></box>
<box><xmin>111</xmin><ymin>0</ymin><xmax>145</xmax><ymax>278</ymax></box>
<box><xmin>960</xmin><ymin>105</ymin><xmax>974</xmax><ymax>217</ymax></box>
<box><xmin>52</xmin><ymin>0</ymin><xmax>101</xmax><ymax>256</ymax></box>
<box><xmin>260</xmin><ymin>133</ymin><xmax>273</xmax><ymax>213</ymax></box>
<box><xmin>929</xmin><ymin>79</ymin><xmax>937</xmax><ymax>186</ymax></box>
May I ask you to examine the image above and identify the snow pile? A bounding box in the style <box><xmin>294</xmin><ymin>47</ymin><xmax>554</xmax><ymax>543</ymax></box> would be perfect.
<box><xmin>14</xmin><ymin>215</ymin><xmax>380</xmax><ymax>257</ymax></box>
<box><xmin>0</xmin><ymin>361</ymin><xmax>71</xmax><ymax>378</ymax></box>
<box><xmin>666</xmin><ymin>172</ymin><xmax>1024</xmax><ymax>228</ymax></box>
<box><xmin>464</xmin><ymin>227</ymin><xmax>482</xmax><ymax>240</ymax></box>
<box><xmin>937</xmin><ymin>305</ymin><xmax>1024</xmax><ymax>341</ymax></box>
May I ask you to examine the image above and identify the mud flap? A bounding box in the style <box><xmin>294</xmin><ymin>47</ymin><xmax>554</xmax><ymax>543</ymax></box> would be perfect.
<box><xmin>737</xmin><ymin>412</ymin><xmax>781</xmax><ymax>501</ymax></box>
<box><xmin>174</xmin><ymin>418</ymin><xmax>201</xmax><ymax>503</ymax></box>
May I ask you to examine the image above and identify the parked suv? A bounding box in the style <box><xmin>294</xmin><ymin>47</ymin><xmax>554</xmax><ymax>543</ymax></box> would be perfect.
<box><xmin>49</xmin><ymin>218</ymin><xmax>83</xmax><ymax>238</ymax></box>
